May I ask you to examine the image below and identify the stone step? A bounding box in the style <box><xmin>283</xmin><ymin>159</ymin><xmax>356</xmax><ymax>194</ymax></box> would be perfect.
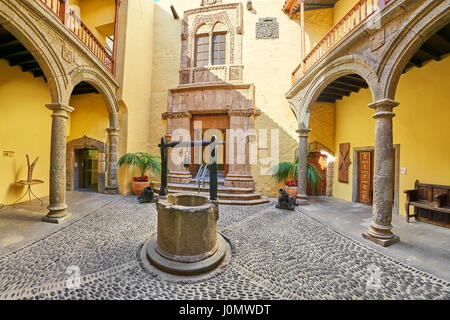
<box><xmin>158</xmin><ymin>183</ymin><xmax>255</xmax><ymax>194</ymax></box>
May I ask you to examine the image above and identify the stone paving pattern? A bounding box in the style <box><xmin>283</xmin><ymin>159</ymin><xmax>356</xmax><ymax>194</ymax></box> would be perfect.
<box><xmin>0</xmin><ymin>196</ymin><xmax>448</xmax><ymax>300</ymax></box>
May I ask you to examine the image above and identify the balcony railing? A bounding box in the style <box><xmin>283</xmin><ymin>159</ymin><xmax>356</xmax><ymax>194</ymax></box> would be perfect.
<box><xmin>291</xmin><ymin>0</ymin><xmax>394</xmax><ymax>84</ymax></box>
<box><xmin>37</xmin><ymin>0</ymin><xmax>114</xmax><ymax>73</ymax></box>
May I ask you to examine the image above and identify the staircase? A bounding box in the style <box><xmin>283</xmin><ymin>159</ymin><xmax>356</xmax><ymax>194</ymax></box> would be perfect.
<box><xmin>155</xmin><ymin>168</ymin><xmax>269</xmax><ymax>205</ymax></box>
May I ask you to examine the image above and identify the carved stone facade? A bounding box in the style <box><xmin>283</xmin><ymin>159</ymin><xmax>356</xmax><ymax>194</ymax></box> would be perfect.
<box><xmin>256</xmin><ymin>18</ymin><xmax>279</xmax><ymax>40</ymax></box>
<box><xmin>0</xmin><ymin>0</ymin><xmax>120</xmax><ymax>222</ymax></box>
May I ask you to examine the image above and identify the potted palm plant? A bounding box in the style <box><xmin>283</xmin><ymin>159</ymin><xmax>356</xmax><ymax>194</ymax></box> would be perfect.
<box><xmin>271</xmin><ymin>157</ymin><xmax>323</xmax><ymax>197</ymax></box>
<box><xmin>118</xmin><ymin>152</ymin><xmax>161</xmax><ymax>196</ymax></box>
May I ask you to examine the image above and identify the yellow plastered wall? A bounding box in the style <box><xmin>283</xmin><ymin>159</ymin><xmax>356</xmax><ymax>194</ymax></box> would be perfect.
<box><xmin>149</xmin><ymin>0</ymin><xmax>300</xmax><ymax>197</ymax></box>
<box><xmin>304</xmin><ymin>9</ymin><xmax>333</xmax><ymax>54</ymax></box>
<box><xmin>0</xmin><ymin>60</ymin><xmax>52</xmax><ymax>205</ymax></box>
<box><xmin>77</xmin><ymin>0</ymin><xmax>116</xmax><ymax>45</ymax></box>
<box><xmin>68</xmin><ymin>93</ymin><xmax>110</xmax><ymax>144</ymax></box>
<box><xmin>333</xmin><ymin>0</ymin><xmax>359</xmax><ymax>25</ymax></box>
<box><xmin>309</xmin><ymin>102</ymin><xmax>336</xmax><ymax>153</ymax></box>
<box><xmin>116</xmin><ymin>0</ymin><xmax>156</xmax><ymax>194</ymax></box>
<box><xmin>331</xmin><ymin>57</ymin><xmax>450</xmax><ymax>215</ymax></box>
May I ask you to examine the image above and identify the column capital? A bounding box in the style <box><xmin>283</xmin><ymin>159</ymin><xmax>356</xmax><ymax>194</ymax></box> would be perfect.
<box><xmin>107</xmin><ymin>127</ymin><xmax>120</xmax><ymax>135</ymax></box>
<box><xmin>46</xmin><ymin>103</ymin><xmax>74</xmax><ymax>112</ymax></box>
<box><xmin>296</xmin><ymin>127</ymin><xmax>311</xmax><ymax>138</ymax></box>
<box><xmin>369</xmin><ymin>99</ymin><xmax>399</xmax><ymax>119</ymax></box>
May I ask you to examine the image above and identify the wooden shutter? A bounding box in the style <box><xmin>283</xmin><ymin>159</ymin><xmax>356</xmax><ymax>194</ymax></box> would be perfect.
<box><xmin>338</xmin><ymin>143</ymin><xmax>351</xmax><ymax>183</ymax></box>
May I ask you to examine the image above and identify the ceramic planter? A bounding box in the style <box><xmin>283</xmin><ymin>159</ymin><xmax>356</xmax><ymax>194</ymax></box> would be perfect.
<box><xmin>284</xmin><ymin>186</ymin><xmax>298</xmax><ymax>198</ymax></box>
<box><xmin>132</xmin><ymin>180</ymin><xmax>150</xmax><ymax>196</ymax></box>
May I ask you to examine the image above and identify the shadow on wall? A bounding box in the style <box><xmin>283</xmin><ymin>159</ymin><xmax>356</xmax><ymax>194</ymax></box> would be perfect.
<box><xmin>253</xmin><ymin>110</ymin><xmax>298</xmax><ymax>197</ymax></box>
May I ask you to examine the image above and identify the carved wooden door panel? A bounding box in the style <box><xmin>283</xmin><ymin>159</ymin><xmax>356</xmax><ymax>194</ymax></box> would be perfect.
<box><xmin>338</xmin><ymin>143</ymin><xmax>351</xmax><ymax>183</ymax></box>
<box><xmin>358</xmin><ymin>151</ymin><xmax>374</xmax><ymax>205</ymax></box>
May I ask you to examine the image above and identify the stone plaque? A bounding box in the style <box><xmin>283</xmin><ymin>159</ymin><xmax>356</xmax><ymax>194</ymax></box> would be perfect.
<box><xmin>256</xmin><ymin>18</ymin><xmax>279</xmax><ymax>39</ymax></box>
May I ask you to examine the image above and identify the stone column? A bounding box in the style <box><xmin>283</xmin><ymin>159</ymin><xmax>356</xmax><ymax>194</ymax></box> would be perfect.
<box><xmin>43</xmin><ymin>103</ymin><xmax>74</xmax><ymax>224</ymax></box>
<box><xmin>326</xmin><ymin>159</ymin><xmax>335</xmax><ymax>197</ymax></box>
<box><xmin>363</xmin><ymin>99</ymin><xmax>400</xmax><ymax>247</ymax></box>
<box><xmin>224</xmin><ymin>108</ymin><xmax>257</xmax><ymax>189</ymax></box>
<box><xmin>296</xmin><ymin>124</ymin><xmax>311</xmax><ymax>201</ymax></box>
<box><xmin>106</xmin><ymin>127</ymin><xmax>120</xmax><ymax>194</ymax></box>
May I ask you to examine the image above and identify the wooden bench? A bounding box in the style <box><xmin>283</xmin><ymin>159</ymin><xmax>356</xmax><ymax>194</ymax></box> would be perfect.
<box><xmin>404</xmin><ymin>180</ymin><xmax>450</xmax><ymax>227</ymax></box>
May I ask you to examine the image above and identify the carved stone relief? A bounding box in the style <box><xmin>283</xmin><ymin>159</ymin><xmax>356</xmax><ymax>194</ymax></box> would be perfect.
<box><xmin>256</xmin><ymin>17</ymin><xmax>279</xmax><ymax>39</ymax></box>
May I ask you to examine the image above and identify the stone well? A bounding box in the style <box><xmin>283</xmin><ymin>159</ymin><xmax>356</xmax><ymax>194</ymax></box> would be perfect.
<box><xmin>143</xmin><ymin>194</ymin><xmax>228</xmax><ymax>275</ymax></box>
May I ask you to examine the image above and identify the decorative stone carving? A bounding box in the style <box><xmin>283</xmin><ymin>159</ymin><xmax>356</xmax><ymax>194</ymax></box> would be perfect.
<box><xmin>256</xmin><ymin>18</ymin><xmax>279</xmax><ymax>39</ymax></box>
<box><xmin>371</xmin><ymin>30</ymin><xmax>385</xmax><ymax>52</ymax></box>
<box><xmin>180</xmin><ymin>70</ymin><xmax>190</xmax><ymax>84</ymax></box>
<box><xmin>201</xmin><ymin>0</ymin><xmax>222</xmax><ymax>6</ymax></box>
<box><xmin>229</xmin><ymin>66</ymin><xmax>243</xmax><ymax>81</ymax></box>
<box><xmin>62</xmin><ymin>43</ymin><xmax>73</xmax><ymax>64</ymax></box>
<box><xmin>162</xmin><ymin>111</ymin><xmax>192</xmax><ymax>120</ymax></box>
<box><xmin>228</xmin><ymin>108</ymin><xmax>260</xmax><ymax>117</ymax></box>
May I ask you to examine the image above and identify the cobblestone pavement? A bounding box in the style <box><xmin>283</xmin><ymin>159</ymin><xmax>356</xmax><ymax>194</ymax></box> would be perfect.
<box><xmin>0</xmin><ymin>196</ymin><xmax>448</xmax><ymax>300</ymax></box>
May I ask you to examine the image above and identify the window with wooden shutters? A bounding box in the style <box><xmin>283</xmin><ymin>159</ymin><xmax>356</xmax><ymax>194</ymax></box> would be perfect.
<box><xmin>195</xmin><ymin>34</ymin><xmax>210</xmax><ymax>67</ymax></box>
<box><xmin>338</xmin><ymin>143</ymin><xmax>351</xmax><ymax>183</ymax></box>
<box><xmin>212</xmin><ymin>33</ymin><xmax>226</xmax><ymax>65</ymax></box>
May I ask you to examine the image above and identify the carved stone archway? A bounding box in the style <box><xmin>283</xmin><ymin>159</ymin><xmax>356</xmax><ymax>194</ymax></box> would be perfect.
<box><xmin>67</xmin><ymin>136</ymin><xmax>107</xmax><ymax>193</ymax></box>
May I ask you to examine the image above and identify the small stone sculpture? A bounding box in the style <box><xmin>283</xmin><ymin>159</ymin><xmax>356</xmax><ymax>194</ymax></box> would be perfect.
<box><xmin>276</xmin><ymin>188</ymin><xmax>299</xmax><ymax>211</ymax></box>
<box><xmin>138</xmin><ymin>187</ymin><xmax>158</xmax><ymax>204</ymax></box>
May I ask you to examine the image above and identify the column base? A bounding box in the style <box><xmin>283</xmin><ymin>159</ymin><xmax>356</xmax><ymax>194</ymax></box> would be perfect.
<box><xmin>42</xmin><ymin>212</ymin><xmax>72</xmax><ymax>224</ymax></box>
<box><xmin>362</xmin><ymin>232</ymin><xmax>400</xmax><ymax>247</ymax></box>
<box><xmin>296</xmin><ymin>194</ymin><xmax>309</xmax><ymax>205</ymax></box>
<box><xmin>105</xmin><ymin>185</ymin><xmax>119</xmax><ymax>194</ymax></box>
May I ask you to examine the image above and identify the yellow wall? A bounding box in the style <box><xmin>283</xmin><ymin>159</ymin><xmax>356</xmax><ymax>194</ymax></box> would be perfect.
<box><xmin>149</xmin><ymin>0</ymin><xmax>300</xmax><ymax>197</ymax></box>
<box><xmin>333</xmin><ymin>0</ymin><xmax>359</xmax><ymax>25</ymax></box>
<box><xmin>68</xmin><ymin>93</ymin><xmax>109</xmax><ymax>144</ymax></box>
<box><xmin>309</xmin><ymin>102</ymin><xmax>336</xmax><ymax>153</ymax></box>
<box><xmin>116</xmin><ymin>0</ymin><xmax>156</xmax><ymax>193</ymax></box>
<box><xmin>304</xmin><ymin>9</ymin><xmax>333</xmax><ymax>54</ymax></box>
<box><xmin>0</xmin><ymin>60</ymin><xmax>52</xmax><ymax>205</ymax></box>
<box><xmin>330</xmin><ymin>57</ymin><xmax>450</xmax><ymax>215</ymax></box>
<box><xmin>77</xmin><ymin>0</ymin><xmax>116</xmax><ymax>45</ymax></box>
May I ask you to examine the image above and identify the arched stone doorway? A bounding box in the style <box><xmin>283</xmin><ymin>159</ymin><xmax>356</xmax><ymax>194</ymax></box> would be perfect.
<box><xmin>67</xmin><ymin>136</ymin><xmax>107</xmax><ymax>193</ymax></box>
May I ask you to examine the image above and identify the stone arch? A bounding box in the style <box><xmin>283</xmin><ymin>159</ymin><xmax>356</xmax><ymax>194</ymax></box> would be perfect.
<box><xmin>0</xmin><ymin>1</ymin><xmax>67</xmax><ymax>103</ymax></box>
<box><xmin>68</xmin><ymin>66</ymin><xmax>119</xmax><ymax>129</ymax></box>
<box><xmin>379</xmin><ymin>1</ymin><xmax>450</xmax><ymax>99</ymax></box>
<box><xmin>299</xmin><ymin>55</ymin><xmax>382</xmax><ymax>126</ymax></box>
<box><xmin>66</xmin><ymin>135</ymin><xmax>107</xmax><ymax>193</ymax></box>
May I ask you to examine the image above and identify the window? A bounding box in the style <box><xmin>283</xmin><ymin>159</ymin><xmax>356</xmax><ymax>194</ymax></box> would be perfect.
<box><xmin>212</xmin><ymin>33</ymin><xmax>226</xmax><ymax>65</ymax></box>
<box><xmin>195</xmin><ymin>34</ymin><xmax>210</xmax><ymax>67</ymax></box>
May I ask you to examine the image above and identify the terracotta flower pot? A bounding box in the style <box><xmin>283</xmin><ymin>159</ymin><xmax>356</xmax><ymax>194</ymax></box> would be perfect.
<box><xmin>132</xmin><ymin>181</ymin><xmax>150</xmax><ymax>196</ymax></box>
<box><xmin>284</xmin><ymin>186</ymin><xmax>298</xmax><ymax>198</ymax></box>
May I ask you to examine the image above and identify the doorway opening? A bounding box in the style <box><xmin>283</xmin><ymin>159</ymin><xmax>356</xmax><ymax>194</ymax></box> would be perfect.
<box><xmin>75</xmin><ymin>148</ymin><xmax>99</xmax><ymax>191</ymax></box>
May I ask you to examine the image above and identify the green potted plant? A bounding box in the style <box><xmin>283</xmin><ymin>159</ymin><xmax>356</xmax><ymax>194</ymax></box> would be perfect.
<box><xmin>270</xmin><ymin>157</ymin><xmax>323</xmax><ymax>197</ymax></box>
<box><xmin>118</xmin><ymin>152</ymin><xmax>161</xmax><ymax>196</ymax></box>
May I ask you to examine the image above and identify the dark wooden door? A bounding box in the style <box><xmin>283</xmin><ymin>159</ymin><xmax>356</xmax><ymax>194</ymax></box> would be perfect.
<box><xmin>307</xmin><ymin>152</ymin><xmax>327</xmax><ymax>196</ymax></box>
<box><xmin>358</xmin><ymin>151</ymin><xmax>373</xmax><ymax>205</ymax></box>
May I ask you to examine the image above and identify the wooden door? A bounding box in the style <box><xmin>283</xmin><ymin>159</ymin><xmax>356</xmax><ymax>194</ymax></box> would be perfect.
<box><xmin>358</xmin><ymin>151</ymin><xmax>373</xmax><ymax>205</ymax></box>
<box><xmin>307</xmin><ymin>152</ymin><xmax>327</xmax><ymax>196</ymax></box>
<box><xmin>190</xmin><ymin>114</ymin><xmax>229</xmax><ymax>177</ymax></box>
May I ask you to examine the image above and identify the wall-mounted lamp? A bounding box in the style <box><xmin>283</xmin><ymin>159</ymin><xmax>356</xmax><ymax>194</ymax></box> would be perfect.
<box><xmin>247</xmin><ymin>0</ymin><xmax>253</xmax><ymax>11</ymax></box>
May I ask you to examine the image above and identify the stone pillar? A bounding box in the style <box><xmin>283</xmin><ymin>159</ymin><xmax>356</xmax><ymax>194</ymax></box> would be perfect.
<box><xmin>106</xmin><ymin>127</ymin><xmax>120</xmax><ymax>194</ymax></box>
<box><xmin>326</xmin><ymin>159</ymin><xmax>335</xmax><ymax>197</ymax></box>
<box><xmin>296</xmin><ymin>124</ymin><xmax>311</xmax><ymax>200</ymax></box>
<box><xmin>43</xmin><ymin>103</ymin><xmax>74</xmax><ymax>224</ymax></box>
<box><xmin>224</xmin><ymin>108</ymin><xmax>258</xmax><ymax>189</ymax></box>
<box><xmin>363</xmin><ymin>99</ymin><xmax>400</xmax><ymax>247</ymax></box>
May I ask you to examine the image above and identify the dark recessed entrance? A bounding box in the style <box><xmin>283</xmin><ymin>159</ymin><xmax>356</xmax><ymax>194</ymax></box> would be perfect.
<box><xmin>75</xmin><ymin>148</ymin><xmax>99</xmax><ymax>191</ymax></box>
